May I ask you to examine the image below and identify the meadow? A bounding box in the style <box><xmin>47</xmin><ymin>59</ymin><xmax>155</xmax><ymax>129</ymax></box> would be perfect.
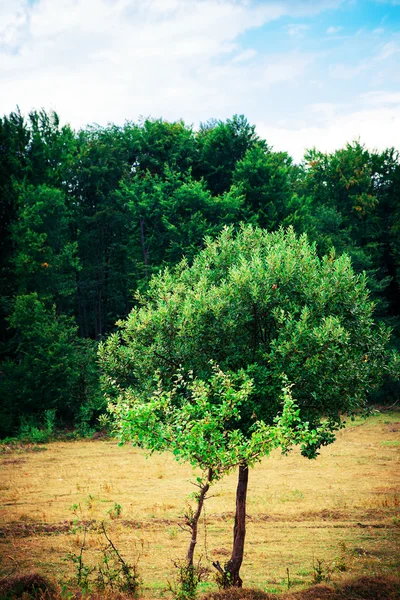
<box><xmin>0</xmin><ymin>409</ymin><xmax>399</xmax><ymax>599</ymax></box>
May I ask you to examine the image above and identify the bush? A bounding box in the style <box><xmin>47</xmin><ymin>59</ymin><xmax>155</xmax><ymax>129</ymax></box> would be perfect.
<box><xmin>0</xmin><ymin>573</ymin><xmax>58</xmax><ymax>600</ymax></box>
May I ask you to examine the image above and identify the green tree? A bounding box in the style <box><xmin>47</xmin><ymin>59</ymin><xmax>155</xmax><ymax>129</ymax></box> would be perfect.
<box><xmin>371</xmin><ymin>147</ymin><xmax>400</xmax><ymax>328</ymax></box>
<box><xmin>0</xmin><ymin>109</ymin><xmax>79</xmax><ymax>348</ymax></box>
<box><xmin>296</xmin><ymin>142</ymin><xmax>395</xmax><ymax>315</ymax></box>
<box><xmin>118</xmin><ymin>168</ymin><xmax>243</xmax><ymax>284</ymax></box>
<box><xmin>193</xmin><ymin>115</ymin><xmax>263</xmax><ymax>195</ymax></box>
<box><xmin>11</xmin><ymin>184</ymin><xmax>80</xmax><ymax>314</ymax></box>
<box><xmin>0</xmin><ymin>294</ymin><xmax>101</xmax><ymax>437</ymax></box>
<box><xmin>295</xmin><ymin>142</ymin><xmax>400</xmax><ymax>401</ymax></box>
<box><xmin>100</xmin><ymin>225</ymin><xmax>393</xmax><ymax>586</ymax></box>
<box><xmin>232</xmin><ymin>145</ymin><xmax>295</xmax><ymax>229</ymax></box>
<box><xmin>134</xmin><ymin>118</ymin><xmax>196</xmax><ymax>176</ymax></box>
<box><xmin>0</xmin><ymin>109</ymin><xmax>30</xmax><ymax>342</ymax></box>
<box><xmin>70</xmin><ymin>123</ymin><xmax>140</xmax><ymax>338</ymax></box>
<box><xmin>25</xmin><ymin>110</ymin><xmax>77</xmax><ymax>188</ymax></box>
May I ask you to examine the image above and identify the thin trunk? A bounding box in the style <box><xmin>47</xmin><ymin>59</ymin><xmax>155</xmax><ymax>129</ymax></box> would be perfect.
<box><xmin>95</xmin><ymin>283</ymin><xmax>102</xmax><ymax>340</ymax></box>
<box><xmin>77</xmin><ymin>283</ymin><xmax>89</xmax><ymax>338</ymax></box>
<box><xmin>226</xmin><ymin>462</ymin><xmax>249</xmax><ymax>587</ymax></box>
<box><xmin>103</xmin><ymin>228</ymin><xmax>110</xmax><ymax>334</ymax></box>
<box><xmin>186</xmin><ymin>468</ymin><xmax>213</xmax><ymax>566</ymax></box>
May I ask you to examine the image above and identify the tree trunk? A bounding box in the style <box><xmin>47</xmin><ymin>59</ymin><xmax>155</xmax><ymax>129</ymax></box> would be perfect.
<box><xmin>225</xmin><ymin>462</ymin><xmax>249</xmax><ymax>587</ymax></box>
<box><xmin>186</xmin><ymin>468</ymin><xmax>213</xmax><ymax>566</ymax></box>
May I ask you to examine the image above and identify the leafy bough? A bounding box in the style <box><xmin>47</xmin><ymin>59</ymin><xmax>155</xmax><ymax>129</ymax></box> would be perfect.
<box><xmin>105</xmin><ymin>364</ymin><xmax>338</xmax><ymax>570</ymax></box>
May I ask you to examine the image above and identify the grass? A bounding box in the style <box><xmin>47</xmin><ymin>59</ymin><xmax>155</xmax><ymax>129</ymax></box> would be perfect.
<box><xmin>0</xmin><ymin>409</ymin><xmax>399</xmax><ymax>598</ymax></box>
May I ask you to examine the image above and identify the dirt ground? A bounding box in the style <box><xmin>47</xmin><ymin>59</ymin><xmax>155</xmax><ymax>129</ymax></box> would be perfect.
<box><xmin>0</xmin><ymin>410</ymin><xmax>399</xmax><ymax>597</ymax></box>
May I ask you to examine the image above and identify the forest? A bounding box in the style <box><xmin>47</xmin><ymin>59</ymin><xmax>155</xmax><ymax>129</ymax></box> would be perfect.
<box><xmin>1</xmin><ymin>109</ymin><xmax>399</xmax><ymax>439</ymax></box>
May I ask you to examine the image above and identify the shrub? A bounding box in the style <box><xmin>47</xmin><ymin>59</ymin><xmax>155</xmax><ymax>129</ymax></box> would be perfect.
<box><xmin>0</xmin><ymin>573</ymin><xmax>58</xmax><ymax>600</ymax></box>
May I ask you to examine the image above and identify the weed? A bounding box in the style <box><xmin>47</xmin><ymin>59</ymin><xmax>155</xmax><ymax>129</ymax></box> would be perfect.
<box><xmin>202</xmin><ymin>587</ymin><xmax>272</xmax><ymax>599</ymax></box>
<box><xmin>96</xmin><ymin>522</ymin><xmax>142</xmax><ymax>595</ymax></box>
<box><xmin>85</xmin><ymin>494</ymin><xmax>95</xmax><ymax>512</ymax></box>
<box><xmin>213</xmin><ymin>562</ymin><xmax>234</xmax><ymax>590</ymax></box>
<box><xmin>280</xmin><ymin>489</ymin><xmax>305</xmax><ymax>503</ymax></box>
<box><xmin>69</xmin><ymin>502</ymin><xmax>90</xmax><ymax>534</ymax></box>
<box><xmin>312</xmin><ymin>558</ymin><xmax>331</xmax><ymax>584</ymax></box>
<box><xmin>168</xmin><ymin>526</ymin><xmax>178</xmax><ymax>539</ymax></box>
<box><xmin>107</xmin><ymin>502</ymin><xmax>122</xmax><ymax>519</ymax></box>
<box><xmin>18</xmin><ymin>410</ymin><xmax>57</xmax><ymax>444</ymax></box>
<box><xmin>66</xmin><ymin>520</ymin><xmax>141</xmax><ymax>597</ymax></box>
<box><xmin>167</xmin><ymin>559</ymin><xmax>209</xmax><ymax>600</ymax></box>
<box><xmin>67</xmin><ymin>524</ymin><xmax>95</xmax><ymax>591</ymax></box>
<box><xmin>311</xmin><ymin>544</ymin><xmax>351</xmax><ymax>584</ymax></box>
<box><xmin>286</xmin><ymin>567</ymin><xmax>292</xmax><ymax>589</ymax></box>
<box><xmin>297</xmin><ymin>567</ymin><xmax>312</xmax><ymax>577</ymax></box>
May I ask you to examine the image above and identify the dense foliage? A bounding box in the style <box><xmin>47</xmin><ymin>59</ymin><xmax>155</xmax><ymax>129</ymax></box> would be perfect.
<box><xmin>101</xmin><ymin>225</ymin><xmax>391</xmax><ymax>431</ymax></box>
<box><xmin>1</xmin><ymin>109</ymin><xmax>399</xmax><ymax>437</ymax></box>
<box><xmin>102</xmin><ymin>224</ymin><xmax>389</xmax><ymax>486</ymax></box>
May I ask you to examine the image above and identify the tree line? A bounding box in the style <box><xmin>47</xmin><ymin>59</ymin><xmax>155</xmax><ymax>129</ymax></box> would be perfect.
<box><xmin>0</xmin><ymin>109</ymin><xmax>399</xmax><ymax>438</ymax></box>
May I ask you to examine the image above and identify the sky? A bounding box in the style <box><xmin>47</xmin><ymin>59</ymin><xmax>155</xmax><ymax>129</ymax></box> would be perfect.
<box><xmin>1</xmin><ymin>0</ymin><xmax>400</xmax><ymax>161</ymax></box>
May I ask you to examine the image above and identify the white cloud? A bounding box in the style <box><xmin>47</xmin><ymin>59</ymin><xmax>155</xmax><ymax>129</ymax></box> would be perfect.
<box><xmin>0</xmin><ymin>0</ymin><xmax>289</xmax><ymax>126</ymax></box>
<box><xmin>0</xmin><ymin>0</ymin><xmax>334</xmax><ymax>128</ymax></box>
<box><xmin>329</xmin><ymin>35</ymin><xmax>400</xmax><ymax>82</ymax></box>
<box><xmin>376</xmin><ymin>40</ymin><xmax>400</xmax><ymax>60</ymax></box>
<box><xmin>257</xmin><ymin>102</ymin><xmax>400</xmax><ymax>162</ymax></box>
<box><xmin>285</xmin><ymin>23</ymin><xmax>309</xmax><ymax>36</ymax></box>
<box><xmin>362</xmin><ymin>91</ymin><xmax>400</xmax><ymax>105</ymax></box>
<box><xmin>326</xmin><ymin>26</ymin><xmax>342</xmax><ymax>34</ymax></box>
<box><xmin>263</xmin><ymin>53</ymin><xmax>314</xmax><ymax>85</ymax></box>
<box><xmin>329</xmin><ymin>61</ymin><xmax>368</xmax><ymax>79</ymax></box>
<box><xmin>232</xmin><ymin>48</ymin><xmax>257</xmax><ymax>63</ymax></box>
<box><xmin>0</xmin><ymin>0</ymin><xmax>30</xmax><ymax>51</ymax></box>
<box><xmin>310</xmin><ymin>102</ymin><xmax>337</xmax><ymax>120</ymax></box>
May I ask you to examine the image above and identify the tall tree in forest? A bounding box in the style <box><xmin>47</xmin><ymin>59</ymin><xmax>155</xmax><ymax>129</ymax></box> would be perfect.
<box><xmin>100</xmin><ymin>225</ymin><xmax>393</xmax><ymax>587</ymax></box>
<box><xmin>296</xmin><ymin>143</ymin><xmax>393</xmax><ymax>312</ymax></box>
<box><xmin>0</xmin><ymin>110</ymin><xmax>29</xmax><ymax>342</ymax></box>
<box><xmin>70</xmin><ymin>123</ymin><xmax>140</xmax><ymax>338</ymax></box>
<box><xmin>232</xmin><ymin>144</ymin><xmax>295</xmax><ymax>229</ymax></box>
<box><xmin>11</xmin><ymin>185</ymin><xmax>80</xmax><ymax>315</ymax></box>
<box><xmin>193</xmin><ymin>115</ymin><xmax>263</xmax><ymax>195</ymax></box>
<box><xmin>0</xmin><ymin>294</ymin><xmax>101</xmax><ymax>436</ymax></box>
<box><xmin>25</xmin><ymin>110</ymin><xmax>77</xmax><ymax>188</ymax></box>
<box><xmin>134</xmin><ymin>118</ymin><xmax>196</xmax><ymax>176</ymax></box>
<box><xmin>370</xmin><ymin>147</ymin><xmax>400</xmax><ymax>329</ymax></box>
<box><xmin>295</xmin><ymin>142</ymin><xmax>400</xmax><ymax>403</ymax></box>
<box><xmin>117</xmin><ymin>168</ymin><xmax>243</xmax><ymax>285</ymax></box>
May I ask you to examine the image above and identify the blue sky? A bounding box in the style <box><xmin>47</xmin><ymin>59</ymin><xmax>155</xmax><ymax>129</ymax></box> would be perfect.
<box><xmin>1</xmin><ymin>0</ymin><xmax>399</xmax><ymax>161</ymax></box>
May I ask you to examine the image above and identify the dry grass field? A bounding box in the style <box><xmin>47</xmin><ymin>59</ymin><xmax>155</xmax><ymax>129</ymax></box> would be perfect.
<box><xmin>0</xmin><ymin>409</ymin><xmax>399</xmax><ymax>598</ymax></box>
